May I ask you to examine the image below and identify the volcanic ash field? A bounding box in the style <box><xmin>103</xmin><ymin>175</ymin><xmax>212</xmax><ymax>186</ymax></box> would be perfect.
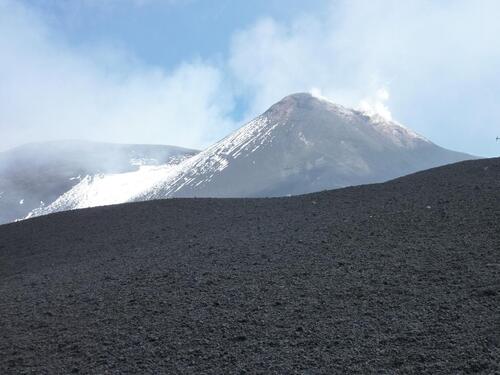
<box><xmin>1</xmin><ymin>157</ymin><xmax>499</xmax><ymax>374</ymax></box>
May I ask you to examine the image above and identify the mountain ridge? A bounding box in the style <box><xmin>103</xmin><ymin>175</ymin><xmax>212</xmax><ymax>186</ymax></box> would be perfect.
<box><xmin>26</xmin><ymin>93</ymin><xmax>475</xmax><ymax>218</ymax></box>
<box><xmin>0</xmin><ymin>140</ymin><xmax>198</xmax><ymax>224</ymax></box>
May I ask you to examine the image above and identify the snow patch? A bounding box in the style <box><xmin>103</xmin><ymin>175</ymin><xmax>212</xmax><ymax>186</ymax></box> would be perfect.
<box><xmin>130</xmin><ymin>158</ymin><xmax>159</xmax><ymax>167</ymax></box>
<box><xmin>27</xmin><ymin>164</ymin><xmax>181</xmax><ymax>217</ymax></box>
<box><xmin>298</xmin><ymin>131</ymin><xmax>313</xmax><ymax>147</ymax></box>
<box><xmin>141</xmin><ymin>115</ymin><xmax>281</xmax><ymax>199</ymax></box>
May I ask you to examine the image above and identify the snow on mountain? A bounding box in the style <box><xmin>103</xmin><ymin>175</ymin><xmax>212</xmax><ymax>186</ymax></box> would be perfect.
<box><xmin>27</xmin><ymin>93</ymin><xmax>474</xmax><ymax>218</ymax></box>
<box><xmin>135</xmin><ymin>92</ymin><xmax>470</xmax><ymax>200</ymax></box>
<box><xmin>0</xmin><ymin>141</ymin><xmax>198</xmax><ymax>224</ymax></box>
<box><xmin>27</xmin><ymin>165</ymin><xmax>181</xmax><ymax>217</ymax></box>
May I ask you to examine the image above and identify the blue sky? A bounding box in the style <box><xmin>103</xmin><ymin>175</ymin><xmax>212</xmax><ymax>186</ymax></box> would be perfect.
<box><xmin>1</xmin><ymin>0</ymin><xmax>499</xmax><ymax>156</ymax></box>
<box><xmin>29</xmin><ymin>0</ymin><xmax>328</xmax><ymax>69</ymax></box>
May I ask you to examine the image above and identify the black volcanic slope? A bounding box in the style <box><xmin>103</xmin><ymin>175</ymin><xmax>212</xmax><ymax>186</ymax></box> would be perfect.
<box><xmin>1</xmin><ymin>158</ymin><xmax>499</xmax><ymax>374</ymax></box>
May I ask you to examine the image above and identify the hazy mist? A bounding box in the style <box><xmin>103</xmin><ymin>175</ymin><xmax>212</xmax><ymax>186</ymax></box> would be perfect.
<box><xmin>1</xmin><ymin>0</ymin><xmax>499</xmax><ymax>156</ymax></box>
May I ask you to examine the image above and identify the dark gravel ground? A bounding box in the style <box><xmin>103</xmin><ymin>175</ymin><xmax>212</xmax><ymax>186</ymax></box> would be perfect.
<box><xmin>0</xmin><ymin>158</ymin><xmax>499</xmax><ymax>374</ymax></box>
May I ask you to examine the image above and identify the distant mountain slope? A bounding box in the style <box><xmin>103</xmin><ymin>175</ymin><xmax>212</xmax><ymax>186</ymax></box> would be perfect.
<box><xmin>1</xmin><ymin>157</ymin><xmax>499</xmax><ymax>373</ymax></box>
<box><xmin>0</xmin><ymin>141</ymin><xmax>198</xmax><ymax>224</ymax></box>
<box><xmin>138</xmin><ymin>93</ymin><xmax>474</xmax><ymax>199</ymax></box>
<box><xmin>32</xmin><ymin>93</ymin><xmax>474</xmax><ymax>217</ymax></box>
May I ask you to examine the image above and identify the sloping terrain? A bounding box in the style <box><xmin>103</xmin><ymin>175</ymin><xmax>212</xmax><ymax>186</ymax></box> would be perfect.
<box><xmin>138</xmin><ymin>93</ymin><xmax>473</xmax><ymax>200</ymax></box>
<box><xmin>32</xmin><ymin>93</ymin><xmax>474</xmax><ymax>217</ymax></box>
<box><xmin>0</xmin><ymin>140</ymin><xmax>198</xmax><ymax>224</ymax></box>
<box><xmin>0</xmin><ymin>157</ymin><xmax>499</xmax><ymax>374</ymax></box>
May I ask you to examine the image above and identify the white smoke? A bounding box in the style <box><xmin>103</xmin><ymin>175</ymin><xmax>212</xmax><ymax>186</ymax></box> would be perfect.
<box><xmin>228</xmin><ymin>0</ymin><xmax>500</xmax><ymax>156</ymax></box>
<box><xmin>0</xmin><ymin>0</ymin><xmax>236</xmax><ymax>151</ymax></box>
<box><xmin>359</xmin><ymin>88</ymin><xmax>393</xmax><ymax>121</ymax></box>
<box><xmin>2</xmin><ymin>0</ymin><xmax>500</xmax><ymax>156</ymax></box>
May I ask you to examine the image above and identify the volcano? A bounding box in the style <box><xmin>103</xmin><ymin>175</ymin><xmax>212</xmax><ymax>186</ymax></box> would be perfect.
<box><xmin>29</xmin><ymin>93</ymin><xmax>473</xmax><ymax>217</ymax></box>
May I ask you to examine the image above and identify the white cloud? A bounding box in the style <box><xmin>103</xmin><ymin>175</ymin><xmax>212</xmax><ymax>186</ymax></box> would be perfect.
<box><xmin>228</xmin><ymin>15</ymin><xmax>384</xmax><ymax>117</ymax></box>
<box><xmin>228</xmin><ymin>0</ymin><xmax>500</xmax><ymax>156</ymax></box>
<box><xmin>2</xmin><ymin>0</ymin><xmax>500</xmax><ymax>157</ymax></box>
<box><xmin>0</xmin><ymin>0</ymin><xmax>234</xmax><ymax>151</ymax></box>
<box><xmin>359</xmin><ymin>88</ymin><xmax>392</xmax><ymax>121</ymax></box>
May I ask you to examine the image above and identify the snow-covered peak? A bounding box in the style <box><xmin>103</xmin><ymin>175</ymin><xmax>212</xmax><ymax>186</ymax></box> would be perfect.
<box><xmin>25</xmin><ymin>93</ymin><xmax>472</xmax><ymax>219</ymax></box>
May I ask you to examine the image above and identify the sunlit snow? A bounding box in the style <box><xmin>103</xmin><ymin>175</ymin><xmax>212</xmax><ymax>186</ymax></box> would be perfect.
<box><xmin>141</xmin><ymin>115</ymin><xmax>280</xmax><ymax>199</ymax></box>
<box><xmin>27</xmin><ymin>164</ymin><xmax>181</xmax><ymax>218</ymax></box>
<box><xmin>26</xmin><ymin>93</ymin><xmax>433</xmax><ymax>219</ymax></box>
<box><xmin>130</xmin><ymin>158</ymin><xmax>159</xmax><ymax>166</ymax></box>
